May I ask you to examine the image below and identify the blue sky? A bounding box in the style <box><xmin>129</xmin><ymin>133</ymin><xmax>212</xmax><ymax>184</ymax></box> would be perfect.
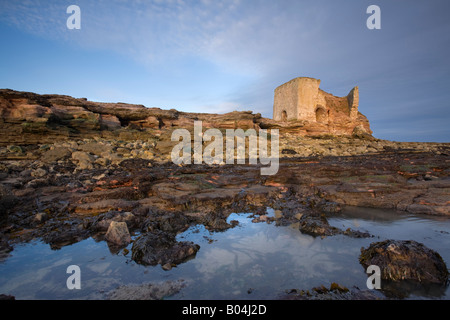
<box><xmin>0</xmin><ymin>0</ymin><xmax>449</xmax><ymax>142</ymax></box>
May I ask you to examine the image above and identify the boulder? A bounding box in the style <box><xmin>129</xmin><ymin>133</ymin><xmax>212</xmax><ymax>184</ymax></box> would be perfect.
<box><xmin>78</xmin><ymin>142</ymin><xmax>113</xmax><ymax>156</ymax></box>
<box><xmin>131</xmin><ymin>230</ymin><xmax>199</xmax><ymax>268</ymax></box>
<box><xmin>0</xmin><ymin>185</ymin><xmax>17</xmax><ymax>217</ymax></box>
<box><xmin>31</xmin><ymin>168</ymin><xmax>47</xmax><ymax>178</ymax></box>
<box><xmin>359</xmin><ymin>240</ymin><xmax>449</xmax><ymax>284</ymax></box>
<box><xmin>95</xmin><ymin>212</ymin><xmax>136</xmax><ymax>231</ymax></box>
<box><xmin>298</xmin><ymin>215</ymin><xmax>341</xmax><ymax>237</ymax></box>
<box><xmin>100</xmin><ymin>114</ymin><xmax>121</xmax><ymax>130</ymax></box>
<box><xmin>41</xmin><ymin>147</ymin><xmax>72</xmax><ymax>163</ymax></box>
<box><xmin>0</xmin><ymin>294</ymin><xmax>15</xmax><ymax>300</ymax></box>
<box><xmin>105</xmin><ymin>221</ymin><xmax>131</xmax><ymax>246</ymax></box>
<box><xmin>352</xmin><ymin>125</ymin><xmax>373</xmax><ymax>139</ymax></box>
<box><xmin>34</xmin><ymin>212</ymin><xmax>48</xmax><ymax>223</ymax></box>
<box><xmin>71</xmin><ymin>151</ymin><xmax>95</xmax><ymax>170</ymax></box>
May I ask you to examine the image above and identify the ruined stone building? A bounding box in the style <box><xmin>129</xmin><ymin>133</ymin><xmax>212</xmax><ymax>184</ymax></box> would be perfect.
<box><xmin>273</xmin><ymin>77</ymin><xmax>359</xmax><ymax>123</ymax></box>
<box><xmin>272</xmin><ymin>77</ymin><xmax>371</xmax><ymax>136</ymax></box>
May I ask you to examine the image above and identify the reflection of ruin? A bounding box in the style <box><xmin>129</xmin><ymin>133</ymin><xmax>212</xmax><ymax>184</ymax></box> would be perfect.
<box><xmin>273</xmin><ymin>77</ymin><xmax>359</xmax><ymax>124</ymax></box>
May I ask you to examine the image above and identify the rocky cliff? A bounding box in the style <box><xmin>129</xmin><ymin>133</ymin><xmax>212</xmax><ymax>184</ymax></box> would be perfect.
<box><xmin>0</xmin><ymin>88</ymin><xmax>372</xmax><ymax>147</ymax></box>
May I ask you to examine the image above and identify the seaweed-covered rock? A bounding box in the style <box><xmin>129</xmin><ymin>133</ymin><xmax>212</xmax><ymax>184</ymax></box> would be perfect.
<box><xmin>0</xmin><ymin>184</ymin><xmax>17</xmax><ymax>217</ymax></box>
<box><xmin>298</xmin><ymin>215</ymin><xmax>341</xmax><ymax>237</ymax></box>
<box><xmin>0</xmin><ymin>234</ymin><xmax>13</xmax><ymax>261</ymax></box>
<box><xmin>282</xmin><ymin>283</ymin><xmax>386</xmax><ymax>300</ymax></box>
<box><xmin>359</xmin><ymin>240</ymin><xmax>449</xmax><ymax>284</ymax></box>
<box><xmin>297</xmin><ymin>214</ymin><xmax>371</xmax><ymax>238</ymax></box>
<box><xmin>131</xmin><ymin>230</ymin><xmax>199</xmax><ymax>269</ymax></box>
<box><xmin>107</xmin><ymin>280</ymin><xmax>185</xmax><ymax>300</ymax></box>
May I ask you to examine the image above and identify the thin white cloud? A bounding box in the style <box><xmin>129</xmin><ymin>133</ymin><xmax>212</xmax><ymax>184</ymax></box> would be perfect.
<box><xmin>0</xmin><ymin>0</ymin><xmax>329</xmax><ymax>75</ymax></box>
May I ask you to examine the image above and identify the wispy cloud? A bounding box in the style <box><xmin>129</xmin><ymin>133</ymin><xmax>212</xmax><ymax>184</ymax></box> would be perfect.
<box><xmin>0</xmin><ymin>0</ymin><xmax>330</xmax><ymax>74</ymax></box>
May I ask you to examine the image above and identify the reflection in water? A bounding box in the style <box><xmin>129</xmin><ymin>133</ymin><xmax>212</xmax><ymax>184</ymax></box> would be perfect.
<box><xmin>329</xmin><ymin>206</ymin><xmax>450</xmax><ymax>257</ymax></box>
<box><xmin>174</xmin><ymin>217</ymin><xmax>313</xmax><ymax>299</ymax></box>
<box><xmin>177</xmin><ymin>216</ymin><xmax>343</xmax><ymax>299</ymax></box>
<box><xmin>0</xmin><ymin>207</ymin><xmax>449</xmax><ymax>299</ymax></box>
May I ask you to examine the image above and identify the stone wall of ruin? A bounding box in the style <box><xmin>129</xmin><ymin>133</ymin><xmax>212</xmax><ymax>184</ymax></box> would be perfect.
<box><xmin>273</xmin><ymin>77</ymin><xmax>360</xmax><ymax>124</ymax></box>
<box><xmin>273</xmin><ymin>77</ymin><xmax>323</xmax><ymax>122</ymax></box>
<box><xmin>273</xmin><ymin>78</ymin><xmax>299</xmax><ymax>121</ymax></box>
<box><xmin>296</xmin><ymin>77</ymin><xmax>321</xmax><ymax>121</ymax></box>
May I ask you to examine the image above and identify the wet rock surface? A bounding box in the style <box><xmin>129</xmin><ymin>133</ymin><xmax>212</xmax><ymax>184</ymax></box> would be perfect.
<box><xmin>107</xmin><ymin>280</ymin><xmax>185</xmax><ymax>300</ymax></box>
<box><xmin>131</xmin><ymin>230</ymin><xmax>200</xmax><ymax>269</ymax></box>
<box><xmin>298</xmin><ymin>214</ymin><xmax>371</xmax><ymax>238</ymax></box>
<box><xmin>282</xmin><ymin>283</ymin><xmax>387</xmax><ymax>300</ymax></box>
<box><xmin>105</xmin><ymin>221</ymin><xmax>131</xmax><ymax>247</ymax></box>
<box><xmin>360</xmin><ymin>240</ymin><xmax>449</xmax><ymax>284</ymax></box>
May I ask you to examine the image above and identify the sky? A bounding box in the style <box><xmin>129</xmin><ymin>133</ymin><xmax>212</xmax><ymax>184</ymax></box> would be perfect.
<box><xmin>0</xmin><ymin>0</ymin><xmax>449</xmax><ymax>142</ymax></box>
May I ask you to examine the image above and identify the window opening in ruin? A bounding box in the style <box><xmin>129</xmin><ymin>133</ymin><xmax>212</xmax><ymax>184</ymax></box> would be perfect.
<box><xmin>315</xmin><ymin>107</ymin><xmax>327</xmax><ymax>123</ymax></box>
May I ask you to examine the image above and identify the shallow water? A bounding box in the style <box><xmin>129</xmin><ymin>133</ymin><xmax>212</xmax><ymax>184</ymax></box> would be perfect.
<box><xmin>0</xmin><ymin>206</ymin><xmax>449</xmax><ymax>300</ymax></box>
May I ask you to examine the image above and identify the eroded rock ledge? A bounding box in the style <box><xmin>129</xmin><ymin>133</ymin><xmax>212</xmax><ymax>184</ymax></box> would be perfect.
<box><xmin>0</xmin><ymin>88</ymin><xmax>374</xmax><ymax>146</ymax></box>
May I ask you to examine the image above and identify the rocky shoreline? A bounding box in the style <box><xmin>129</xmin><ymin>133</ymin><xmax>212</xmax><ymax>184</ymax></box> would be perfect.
<box><xmin>0</xmin><ymin>89</ymin><xmax>449</xmax><ymax>299</ymax></box>
<box><xmin>2</xmin><ymin>142</ymin><xmax>448</xmax><ymax>246</ymax></box>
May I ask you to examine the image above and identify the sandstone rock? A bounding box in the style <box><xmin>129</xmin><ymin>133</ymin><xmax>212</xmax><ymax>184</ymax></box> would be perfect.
<box><xmin>31</xmin><ymin>168</ymin><xmax>47</xmax><ymax>178</ymax></box>
<box><xmin>1</xmin><ymin>102</ymin><xmax>52</xmax><ymax>122</ymax></box>
<box><xmin>155</xmin><ymin>139</ymin><xmax>177</xmax><ymax>155</ymax></box>
<box><xmin>352</xmin><ymin>125</ymin><xmax>373</xmax><ymax>139</ymax></box>
<box><xmin>163</xmin><ymin>116</ymin><xmax>194</xmax><ymax>128</ymax></box>
<box><xmin>25</xmin><ymin>178</ymin><xmax>49</xmax><ymax>188</ymax></box>
<box><xmin>140</xmin><ymin>150</ymin><xmax>154</xmax><ymax>160</ymax></box>
<box><xmin>71</xmin><ymin>151</ymin><xmax>95</xmax><ymax>170</ymax></box>
<box><xmin>7</xmin><ymin>145</ymin><xmax>24</xmax><ymax>154</ymax></box>
<box><xmin>34</xmin><ymin>212</ymin><xmax>48</xmax><ymax>223</ymax></box>
<box><xmin>95</xmin><ymin>157</ymin><xmax>110</xmax><ymax>166</ymax></box>
<box><xmin>78</xmin><ymin>142</ymin><xmax>113</xmax><ymax>156</ymax></box>
<box><xmin>50</xmin><ymin>104</ymin><xmax>94</xmax><ymax>121</ymax></box>
<box><xmin>41</xmin><ymin>147</ymin><xmax>72</xmax><ymax>163</ymax></box>
<box><xmin>105</xmin><ymin>221</ymin><xmax>131</xmax><ymax>246</ymax></box>
<box><xmin>116</xmin><ymin>147</ymin><xmax>130</xmax><ymax>155</ymax></box>
<box><xmin>359</xmin><ymin>240</ymin><xmax>449</xmax><ymax>284</ymax></box>
<box><xmin>100</xmin><ymin>114</ymin><xmax>121</xmax><ymax>130</ymax></box>
<box><xmin>0</xmin><ymin>88</ymin><xmax>374</xmax><ymax>148</ymax></box>
<box><xmin>99</xmin><ymin>150</ymin><xmax>122</xmax><ymax>165</ymax></box>
<box><xmin>129</xmin><ymin>116</ymin><xmax>161</xmax><ymax>129</ymax></box>
<box><xmin>95</xmin><ymin>212</ymin><xmax>136</xmax><ymax>231</ymax></box>
<box><xmin>72</xmin><ymin>199</ymin><xmax>138</xmax><ymax>215</ymax></box>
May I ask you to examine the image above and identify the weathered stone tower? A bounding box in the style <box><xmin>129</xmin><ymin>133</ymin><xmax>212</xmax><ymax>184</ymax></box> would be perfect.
<box><xmin>273</xmin><ymin>77</ymin><xmax>359</xmax><ymax>124</ymax></box>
